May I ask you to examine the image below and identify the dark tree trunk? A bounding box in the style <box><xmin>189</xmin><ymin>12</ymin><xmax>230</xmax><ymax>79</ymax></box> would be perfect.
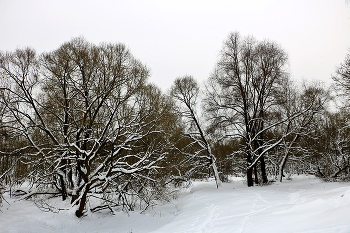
<box><xmin>260</xmin><ymin>156</ymin><xmax>268</xmax><ymax>183</ymax></box>
<box><xmin>247</xmin><ymin>151</ymin><xmax>254</xmax><ymax>187</ymax></box>
<box><xmin>59</xmin><ymin>174</ymin><xmax>67</xmax><ymax>201</ymax></box>
<box><xmin>71</xmin><ymin>194</ymin><xmax>78</xmax><ymax>204</ymax></box>
<box><xmin>258</xmin><ymin>107</ymin><xmax>268</xmax><ymax>184</ymax></box>
<box><xmin>254</xmin><ymin>164</ymin><xmax>259</xmax><ymax>184</ymax></box>
<box><xmin>75</xmin><ymin>184</ymin><xmax>90</xmax><ymax>218</ymax></box>
<box><xmin>247</xmin><ymin>167</ymin><xmax>253</xmax><ymax>187</ymax></box>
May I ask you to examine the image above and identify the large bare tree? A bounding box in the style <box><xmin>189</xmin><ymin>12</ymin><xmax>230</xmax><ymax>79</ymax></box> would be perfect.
<box><xmin>0</xmin><ymin>38</ymin><xmax>169</xmax><ymax>217</ymax></box>
<box><xmin>205</xmin><ymin>32</ymin><xmax>292</xmax><ymax>186</ymax></box>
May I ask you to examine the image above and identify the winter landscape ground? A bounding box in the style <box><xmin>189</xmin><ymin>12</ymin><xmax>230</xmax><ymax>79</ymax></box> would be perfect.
<box><xmin>1</xmin><ymin>175</ymin><xmax>350</xmax><ymax>233</ymax></box>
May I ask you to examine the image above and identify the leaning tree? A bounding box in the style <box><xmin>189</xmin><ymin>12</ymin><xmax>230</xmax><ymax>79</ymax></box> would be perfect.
<box><xmin>170</xmin><ymin>76</ymin><xmax>221</xmax><ymax>188</ymax></box>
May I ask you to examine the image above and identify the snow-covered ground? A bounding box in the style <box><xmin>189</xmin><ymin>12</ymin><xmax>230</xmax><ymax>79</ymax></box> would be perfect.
<box><xmin>1</xmin><ymin>175</ymin><xmax>350</xmax><ymax>233</ymax></box>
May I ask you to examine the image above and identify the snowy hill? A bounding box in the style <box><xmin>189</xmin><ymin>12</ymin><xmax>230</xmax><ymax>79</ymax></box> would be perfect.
<box><xmin>1</xmin><ymin>175</ymin><xmax>350</xmax><ymax>233</ymax></box>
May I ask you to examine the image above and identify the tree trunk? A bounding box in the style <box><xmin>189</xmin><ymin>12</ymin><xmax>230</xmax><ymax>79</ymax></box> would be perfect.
<box><xmin>75</xmin><ymin>184</ymin><xmax>90</xmax><ymax>218</ymax></box>
<box><xmin>188</xmin><ymin>106</ymin><xmax>221</xmax><ymax>188</ymax></box>
<box><xmin>71</xmin><ymin>163</ymin><xmax>79</xmax><ymax>204</ymax></box>
<box><xmin>260</xmin><ymin>156</ymin><xmax>268</xmax><ymax>183</ymax></box>
<box><xmin>211</xmin><ymin>158</ymin><xmax>221</xmax><ymax>188</ymax></box>
<box><xmin>254</xmin><ymin>164</ymin><xmax>259</xmax><ymax>184</ymax></box>
<box><xmin>58</xmin><ymin>174</ymin><xmax>67</xmax><ymax>201</ymax></box>
<box><xmin>247</xmin><ymin>167</ymin><xmax>254</xmax><ymax>187</ymax></box>
<box><xmin>247</xmin><ymin>151</ymin><xmax>254</xmax><ymax>187</ymax></box>
<box><xmin>258</xmin><ymin>112</ymin><xmax>268</xmax><ymax>184</ymax></box>
<box><xmin>278</xmin><ymin>135</ymin><xmax>299</xmax><ymax>182</ymax></box>
<box><xmin>278</xmin><ymin>153</ymin><xmax>288</xmax><ymax>182</ymax></box>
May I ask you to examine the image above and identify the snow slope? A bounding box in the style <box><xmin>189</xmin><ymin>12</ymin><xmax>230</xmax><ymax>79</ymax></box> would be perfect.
<box><xmin>1</xmin><ymin>175</ymin><xmax>350</xmax><ymax>233</ymax></box>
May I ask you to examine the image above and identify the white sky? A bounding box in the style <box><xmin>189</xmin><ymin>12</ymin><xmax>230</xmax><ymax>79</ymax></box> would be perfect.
<box><xmin>1</xmin><ymin>0</ymin><xmax>349</xmax><ymax>91</ymax></box>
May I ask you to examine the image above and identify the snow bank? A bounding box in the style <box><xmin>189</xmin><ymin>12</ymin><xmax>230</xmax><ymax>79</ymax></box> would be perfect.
<box><xmin>1</xmin><ymin>176</ymin><xmax>350</xmax><ymax>233</ymax></box>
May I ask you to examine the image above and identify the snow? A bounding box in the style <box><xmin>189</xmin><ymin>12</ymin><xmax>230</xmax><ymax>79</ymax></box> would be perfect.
<box><xmin>1</xmin><ymin>175</ymin><xmax>350</xmax><ymax>233</ymax></box>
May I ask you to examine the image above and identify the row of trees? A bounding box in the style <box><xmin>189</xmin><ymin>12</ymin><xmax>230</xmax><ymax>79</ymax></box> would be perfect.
<box><xmin>1</xmin><ymin>33</ymin><xmax>349</xmax><ymax>217</ymax></box>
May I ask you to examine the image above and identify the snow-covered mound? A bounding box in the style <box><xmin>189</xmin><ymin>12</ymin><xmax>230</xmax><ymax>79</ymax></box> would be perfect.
<box><xmin>1</xmin><ymin>175</ymin><xmax>350</xmax><ymax>233</ymax></box>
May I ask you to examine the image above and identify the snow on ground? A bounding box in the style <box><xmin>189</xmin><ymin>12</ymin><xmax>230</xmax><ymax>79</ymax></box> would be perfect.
<box><xmin>1</xmin><ymin>175</ymin><xmax>350</xmax><ymax>233</ymax></box>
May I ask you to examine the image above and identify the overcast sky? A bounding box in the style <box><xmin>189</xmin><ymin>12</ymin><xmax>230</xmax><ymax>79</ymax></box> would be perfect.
<box><xmin>1</xmin><ymin>0</ymin><xmax>349</xmax><ymax>91</ymax></box>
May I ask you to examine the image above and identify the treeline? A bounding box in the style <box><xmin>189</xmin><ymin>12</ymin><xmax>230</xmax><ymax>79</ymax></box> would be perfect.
<box><xmin>0</xmin><ymin>32</ymin><xmax>349</xmax><ymax>217</ymax></box>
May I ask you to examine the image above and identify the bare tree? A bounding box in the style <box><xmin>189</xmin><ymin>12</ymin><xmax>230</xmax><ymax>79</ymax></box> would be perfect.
<box><xmin>0</xmin><ymin>39</ymin><xmax>169</xmax><ymax>217</ymax></box>
<box><xmin>204</xmin><ymin>32</ymin><xmax>301</xmax><ymax>186</ymax></box>
<box><xmin>311</xmin><ymin>108</ymin><xmax>350</xmax><ymax>180</ymax></box>
<box><xmin>170</xmin><ymin>76</ymin><xmax>221</xmax><ymax>188</ymax></box>
<box><xmin>313</xmin><ymin>52</ymin><xmax>350</xmax><ymax>180</ymax></box>
<box><xmin>333</xmin><ymin>51</ymin><xmax>350</xmax><ymax>105</ymax></box>
<box><xmin>274</xmin><ymin>82</ymin><xmax>328</xmax><ymax>182</ymax></box>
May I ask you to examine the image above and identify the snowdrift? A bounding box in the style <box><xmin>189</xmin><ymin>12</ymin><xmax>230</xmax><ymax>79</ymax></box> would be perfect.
<box><xmin>1</xmin><ymin>175</ymin><xmax>350</xmax><ymax>233</ymax></box>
